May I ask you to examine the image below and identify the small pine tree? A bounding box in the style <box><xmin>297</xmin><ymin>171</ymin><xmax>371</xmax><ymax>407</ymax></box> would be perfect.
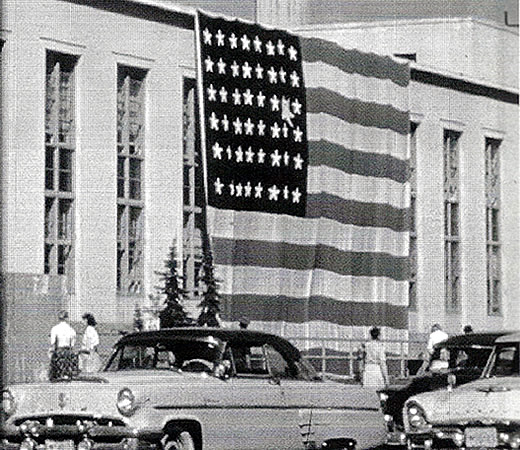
<box><xmin>197</xmin><ymin>238</ymin><xmax>221</xmax><ymax>327</ymax></box>
<box><xmin>157</xmin><ymin>245</ymin><xmax>191</xmax><ymax>328</ymax></box>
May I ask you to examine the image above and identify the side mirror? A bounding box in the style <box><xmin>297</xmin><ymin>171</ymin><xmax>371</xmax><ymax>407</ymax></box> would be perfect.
<box><xmin>447</xmin><ymin>373</ymin><xmax>456</xmax><ymax>391</ymax></box>
<box><xmin>215</xmin><ymin>360</ymin><xmax>232</xmax><ymax>380</ymax></box>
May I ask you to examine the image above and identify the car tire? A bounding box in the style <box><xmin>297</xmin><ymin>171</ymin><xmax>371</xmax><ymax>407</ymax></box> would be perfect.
<box><xmin>163</xmin><ymin>430</ymin><xmax>196</xmax><ymax>450</ymax></box>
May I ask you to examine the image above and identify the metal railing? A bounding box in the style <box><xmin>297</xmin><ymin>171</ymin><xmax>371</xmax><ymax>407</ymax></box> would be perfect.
<box><xmin>7</xmin><ymin>333</ymin><xmax>427</xmax><ymax>384</ymax></box>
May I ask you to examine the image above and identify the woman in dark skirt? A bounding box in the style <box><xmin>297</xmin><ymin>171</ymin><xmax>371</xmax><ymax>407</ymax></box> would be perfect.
<box><xmin>49</xmin><ymin>310</ymin><xmax>78</xmax><ymax>381</ymax></box>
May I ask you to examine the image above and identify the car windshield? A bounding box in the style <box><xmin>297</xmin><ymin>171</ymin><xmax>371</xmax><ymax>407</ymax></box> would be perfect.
<box><xmin>104</xmin><ymin>337</ymin><xmax>224</xmax><ymax>373</ymax></box>
<box><xmin>485</xmin><ymin>344</ymin><xmax>520</xmax><ymax>378</ymax></box>
<box><xmin>428</xmin><ymin>345</ymin><xmax>492</xmax><ymax>372</ymax></box>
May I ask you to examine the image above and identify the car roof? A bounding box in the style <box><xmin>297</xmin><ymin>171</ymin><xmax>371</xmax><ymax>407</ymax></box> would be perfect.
<box><xmin>494</xmin><ymin>331</ymin><xmax>520</xmax><ymax>344</ymax></box>
<box><xmin>436</xmin><ymin>331</ymin><xmax>513</xmax><ymax>349</ymax></box>
<box><xmin>116</xmin><ymin>327</ymin><xmax>301</xmax><ymax>361</ymax></box>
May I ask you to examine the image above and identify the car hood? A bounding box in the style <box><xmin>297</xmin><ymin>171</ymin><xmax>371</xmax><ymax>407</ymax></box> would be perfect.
<box><xmin>6</xmin><ymin>370</ymin><xmax>224</xmax><ymax>421</ymax></box>
<box><xmin>407</xmin><ymin>377</ymin><xmax>520</xmax><ymax>425</ymax></box>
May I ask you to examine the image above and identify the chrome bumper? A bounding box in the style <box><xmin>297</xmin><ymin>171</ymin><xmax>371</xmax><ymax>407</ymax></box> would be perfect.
<box><xmin>0</xmin><ymin>422</ymin><xmax>162</xmax><ymax>449</ymax></box>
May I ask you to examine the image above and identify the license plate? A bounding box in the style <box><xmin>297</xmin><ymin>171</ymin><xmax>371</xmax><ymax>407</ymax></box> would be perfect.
<box><xmin>465</xmin><ymin>427</ymin><xmax>497</xmax><ymax>447</ymax></box>
<box><xmin>45</xmin><ymin>440</ymin><xmax>75</xmax><ymax>450</ymax></box>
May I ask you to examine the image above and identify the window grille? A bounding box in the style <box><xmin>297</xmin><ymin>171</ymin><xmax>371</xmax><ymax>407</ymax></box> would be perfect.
<box><xmin>485</xmin><ymin>138</ymin><xmax>501</xmax><ymax>315</ymax></box>
<box><xmin>182</xmin><ymin>78</ymin><xmax>204</xmax><ymax>300</ymax></box>
<box><xmin>408</xmin><ymin>122</ymin><xmax>418</xmax><ymax>311</ymax></box>
<box><xmin>116</xmin><ymin>65</ymin><xmax>146</xmax><ymax>294</ymax></box>
<box><xmin>443</xmin><ymin>130</ymin><xmax>461</xmax><ymax>312</ymax></box>
<box><xmin>44</xmin><ymin>51</ymin><xmax>77</xmax><ymax>280</ymax></box>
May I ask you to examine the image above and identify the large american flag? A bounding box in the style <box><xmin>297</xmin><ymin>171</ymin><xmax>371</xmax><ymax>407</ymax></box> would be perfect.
<box><xmin>196</xmin><ymin>13</ymin><xmax>410</xmax><ymax>346</ymax></box>
<box><xmin>197</xmin><ymin>11</ymin><xmax>308</xmax><ymax>217</ymax></box>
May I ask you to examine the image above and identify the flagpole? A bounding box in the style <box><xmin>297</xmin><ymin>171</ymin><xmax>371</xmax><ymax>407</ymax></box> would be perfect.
<box><xmin>194</xmin><ymin>11</ymin><xmax>218</xmax><ymax>324</ymax></box>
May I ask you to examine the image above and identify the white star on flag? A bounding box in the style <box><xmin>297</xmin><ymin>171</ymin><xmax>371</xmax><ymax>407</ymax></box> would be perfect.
<box><xmin>270</xmin><ymin>94</ymin><xmax>280</xmax><ymax>111</ymax></box>
<box><xmin>291</xmin><ymin>98</ymin><xmax>302</xmax><ymax>115</ymax></box>
<box><xmin>244</xmin><ymin>118</ymin><xmax>255</xmax><ymax>135</ymax></box>
<box><xmin>232</xmin><ymin>88</ymin><xmax>242</xmax><ymax>105</ymax></box>
<box><xmin>254</xmin><ymin>182</ymin><xmax>263</xmax><ymax>198</ymax></box>
<box><xmin>271</xmin><ymin>122</ymin><xmax>281</xmax><ymax>138</ymax></box>
<box><xmin>209</xmin><ymin>112</ymin><xmax>219</xmax><ymax>130</ymax></box>
<box><xmin>281</xmin><ymin>97</ymin><xmax>295</xmax><ymax>126</ymax></box>
<box><xmin>229</xmin><ymin>182</ymin><xmax>235</xmax><ymax>196</ymax></box>
<box><xmin>255</xmin><ymin>63</ymin><xmax>264</xmax><ymax>79</ymax></box>
<box><xmin>203</xmin><ymin>28</ymin><xmax>212</xmax><ymax>45</ymax></box>
<box><xmin>204</xmin><ymin>56</ymin><xmax>214</xmax><ymax>72</ymax></box>
<box><xmin>268</xmin><ymin>185</ymin><xmax>281</xmax><ymax>201</ymax></box>
<box><xmin>253</xmin><ymin>35</ymin><xmax>262</xmax><ymax>52</ymax></box>
<box><xmin>244</xmin><ymin>182</ymin><xmax>252</xmax><ymax>197</ymax></box>
<box><xmin>226</xmin><ymin>146</ymin><xmax>232</xmax><ymax>159</ymax></box>
<box><xmin>233</xmin><ymin>117</ymin><xmax>243</xmax><ymax>134</ymax></box>
<box><xmin>257</xmin><ymin>119</ymin><xmax>266</xmax><ymax>136</ymax></box>
<box><xmin>219</xmin><ymin>87</ymin><xmax>228</xmax><ymax>103</ymax></box>
<box><xmin>215</xmin><ymin>29</ymin><xmax>225</xmax><ymax>46</ymax></box>
<box><xmin>283</xmin><ymin>185</ymin><xmax>290</xmax><ymax>199</ymax></box>
<box><xmin>241</xmin><ymin>34</ymin><xmax>251</xmax><ymax>51</ymax></box>
<box><xmin>229</xmin><ymin>33</ymin><xmax>238</xmax><ymax>49</ymax></box>
<box><xmin>245</xmin><ymin>147</ymin><xmax>255</xmax><ymax>162</ymax></box>
<box><xmin>214</xmin><ymin>177</ymin><xmax>224</xmax><ymax>194</ymax></box>
<box><xmin>212</xmin><ymin>142</ymin><xmax>223</xmax><ymax>159</ymax></box>
<box><xmin>283</xmin><ymin>152</ymin><xmax>290</xmax><ymax>166</ymax></box>
<box><xmin>221</xmin><ymin>114</ymin><xmax>230</xmax><ymax>131</ymax></box>
<box><xmin>290</xmin><ymin>71</ymin><xmax>300</xmax><ymax>87</ymax></box>
<box><xmin>257</xmin><ymin>91</ymin><xmax>266</xmax><ymax>107</ymax></box>
<box><xmin>243</xmin><ymin>89</ymin><xmax>254</xmax><ymax>105</ymax></box>
<box><xmin>235</xmin><ymin>146</ymin><xmax>244</xmax><ymax>162</ymax></box>
<box><xmin>277</xmin><ymin>39</ymin><xmax>285</xmax><ymax>55</ymax></box>
<box><xmin>257</xmin><ymin>148</ymin><xmax>266</xmax><ymax>164</ymax></box>
<box><xmin>292</xmin><ymin>187</ymin><xmax>302</xmax><ymax>203</ymax></box>
<box><xmin>244</xmin><ymin>117</ymin><xmax>255</xmax><ymax>135</ymax></box>
<box><xmin>288</xmin><ymin>45</ymin><xmax>298</xmax><ymax>61</ymax></box>
<box><xmin>236</xmin><ymin>183</ymin><xmax>243</xmax><ymax>196</ymax></box>
<box><xmin>279</xmin><ymin>67</ymin><xmax>287</xmax><ymax>83</ymax></box>
<box><xmin>217</xmin><ymin>58</ymin><xmax>226</xmax><ymax>74</ymax></box>
<box><xmin>207</xmin><ymin>84</ymin><xmax>217</xmax><ymax>101</ymax></box>
<box><xmin>266</xmin><ymin>40</ymin><xmax>275</xmax><ymax>55</ymax></box>
<box><xmin>242</xmin><ymin>62</ymin><xmax>252</xmax><ymax>78</ymax></box>
<box><xmin>293</xmin><ymin>153</ymin><xmax>304</xmax><ymax>170</ymax></box>
<box><xmin>267</xmin><ymin>67</ymin><xmax>278</xmax><ymax>83</ymax></box>
<box><xmin>293</xmin><ymin>126</ymin><xmax>303</xmax><ymax>142</ymax></box>
<box><xmin>270</xmin><ymin>149</ymin><xmax>282</xmax><ymax>167</ymax></box>
<box><xmin>282</xmin><ymin>123</ymin><xmax>289</xmax><ymax>138</ymax></box>
<box><xmin>231</xmin><ymin>61</ymin><xmax>240</xmax><ymax>77</ymax></box>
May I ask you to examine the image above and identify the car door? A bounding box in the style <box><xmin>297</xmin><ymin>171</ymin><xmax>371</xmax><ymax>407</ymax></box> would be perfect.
<box><xmin>203</xmin><ymin>343</ymin><xmax>300</xmax><ymax>450</ymax></box>
<box><xmin>278</xmin><ymin>356</ymin><xmax>385</xmax><ymax>450</ymax></box>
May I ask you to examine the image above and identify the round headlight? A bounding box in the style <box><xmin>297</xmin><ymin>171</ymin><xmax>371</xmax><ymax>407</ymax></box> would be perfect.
<box><xmin>117</xmin><ymin>388</ymin><xmax>136</xmax><ymax>417</ymax></box>
<box><xmin>406</xmin><ymin>402</ymin><xmax>429</xmax><ymax>431</ymax></box>
<box><xmin>2</xmin><ymin>389</ymin><xmax>16</xmax><ymax>416</ymax></box>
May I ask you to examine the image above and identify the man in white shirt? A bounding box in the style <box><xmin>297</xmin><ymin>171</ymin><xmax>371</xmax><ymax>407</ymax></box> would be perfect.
<box><xmin>50</xmin><ymin>310</ymin><xmax>76</xmax><ymax>349</ymax></box>
<box><xmin>49</xmin><ymin>310</ymin><xmax>77</xmax><ymax>380</ymax></box>
<box><xmin>427</xmin><ymin>323</ymin><xmax>448</xmax><ymax>355</ymax></box>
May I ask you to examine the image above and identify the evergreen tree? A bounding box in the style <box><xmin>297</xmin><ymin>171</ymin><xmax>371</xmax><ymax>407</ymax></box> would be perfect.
<box><xmin>157</xmin><ymin>245</ymin><xmax>191</xmax><ymax>328</ymax></box>
<box><xmin>197</xmin><ymin>237</ymin><xmax>221</xmax><ymax>327</ymax></box>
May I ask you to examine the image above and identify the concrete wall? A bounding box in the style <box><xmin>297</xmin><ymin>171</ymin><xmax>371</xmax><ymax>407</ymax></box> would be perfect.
<box><xmin>1</xmin><ymin>0</ymin><xmax>194</xmax><ymax>329</ymax></box>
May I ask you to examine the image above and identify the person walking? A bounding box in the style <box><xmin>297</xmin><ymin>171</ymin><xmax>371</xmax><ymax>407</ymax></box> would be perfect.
<box><xmin>427</xmin><ymin>324</ymin><xmax>449</xmax><ymax>355</ymax></box>
<box><xmin>49</xmin><ymin>310</ymin><xmax>78</xmax><ymax>381</ymax></box>
<box><xmin>362</xmin><ymin>327</ymin><xmax>389</xmax><ymax>390</ymax></box>
<box><xmin>79</xmin><ymin>313</ymin><xmax>102</xmax><ymax>373</ymax></box>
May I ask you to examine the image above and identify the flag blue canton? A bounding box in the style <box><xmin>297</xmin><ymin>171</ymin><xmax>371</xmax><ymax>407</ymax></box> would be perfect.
<box><xmin>197</xmin><ymin>11</ymin><xmax>308</xmax><ymax>216</ymax></box>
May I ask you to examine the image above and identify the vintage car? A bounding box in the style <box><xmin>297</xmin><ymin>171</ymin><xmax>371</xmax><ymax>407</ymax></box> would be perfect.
<box><xmin>378</xmin><ymin>331</ymin><xmax>509</xmax><ymax>446</ymax></box>
<box><xmin>403</xmin><ymin>331</ymin><xmax>520</xmax><ymax>449</ymax></box>
<box><xmin>1</xmin><ymin>328</ymin><xmax>386</xmax><ymax>449</ymax></box>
